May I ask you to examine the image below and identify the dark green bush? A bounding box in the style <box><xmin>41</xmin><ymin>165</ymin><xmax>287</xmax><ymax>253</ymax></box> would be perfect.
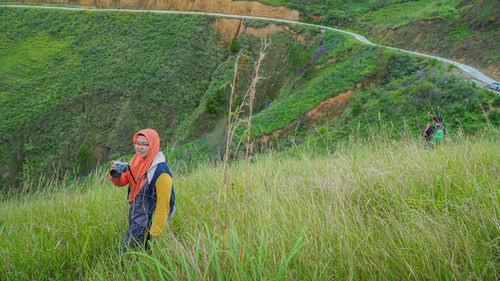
<box><xmin>206</xmin><ymin>88</ymin><xmax>227</xmax><ymax>115</ymax></box>
<box><xmin>351</xmin><ymin>102</ymin><xmax>362</xmax><ymax>117</ymax></box>
<box><xmin>74</xmin><ymin>144</ymin><xmax>95</xmax><ymax>175</ymax></box>
<box><xmin>488</xmin><ymin>108</ymin><xmax>500</xmax><ymax>126</ymax></box>
<box><xmin>288</xmin><ymin>42</ymin><xmax>311</xmax><ymax>70</ymax></box>
<box><xmin>325</xmin><ymin>9</ymin><xmax>352</xmax><ymax>27</ymax></box>
<box><xmin>230</xmin><ymin>37</ymin><xmax>241</xmax><ymax>53</ymax></box>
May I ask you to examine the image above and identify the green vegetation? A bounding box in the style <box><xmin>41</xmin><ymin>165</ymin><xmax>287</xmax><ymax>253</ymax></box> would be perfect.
<box><xmin>0</xmin><ymin>8</ymin><xmax>303</xmax><ymax>190</ymax></box>
<box><xmin>247</xmin><ymin>32</ymin><xmax>498</xmax><ymax>144</ymax></box>
<box><xmin>0</xmin><ymin>5</ymin><xmax>498</xmax><ymax>280</ymax></box>
<box><xmin>169</xmin><ymin>31</ymin><xmax>297</xmax><ymax>146</ymax></box>
<box><xmin>287</xmin><ymin>41</ymin><xmax>311</xmax><ymax>70</ymax></box>
<box><xmin>254</xmin><ymin>0</ymin><xmax>499</xmax><ymax>80</ymax></box>
<box><xmin>1</xmin><ymin>6</ymin><xmax>498</xmax><ymax>192</ymax></box>
<box><xmin>74</xmin><ymin>144</ymin><xmax>96</xmax><ymax>175</ymax></box>
<box><xmin>352</xmin><ymin>0</ymin><xmax>499</xmax><ymax>77</ymax></box>
<box><xmin>0</xmin><ymin>7</ymin><xmax>227</xmax><ymax>189</ymax></box>
<box><xmin>229</xmin><ymin>37</ymin><xmax>241</xmax><ymax>53</ymax></box>
<box><xmin>1</xmin><ymin>133</ymin><xmax>498</xmax><ymax>280</ymax></box>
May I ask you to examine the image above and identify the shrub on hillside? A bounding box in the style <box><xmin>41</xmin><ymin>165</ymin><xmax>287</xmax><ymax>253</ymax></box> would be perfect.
<box><xmin>325</xmin><ymin>9</ymin><xmax>352</xmax><ymax>27</ymax></box>
<box><xmin>230</xmin><ymin>37</ymin><xmax>241</xmax><ymax>53</ymax></box>
<box><xmin>205</xmin><ymin>88</ymin><xmax>227</xmax><ymax>116</ymax></box>
<box><xmin>351</xmin><ymin>102</ymin><xmax>362</xmax><ymax>117</ymax></box>
<box><xmin>74</xmin><ymin>144</ymin><xmax>95</xmax><ymax>175</ymax></box>
<box><xmin>288</xmin><ymin>42</ymin><xmax>312</xmax><ymax>70</ymax></box>
<box><xmin>487</xmin><ymin>108</ymin><xmax>500</xmax><ymax>126</ymax></box>
<box><xmin>368</xmin><ymin>0</ymin><xmax>392</xmax><ymax>11</ymax></box>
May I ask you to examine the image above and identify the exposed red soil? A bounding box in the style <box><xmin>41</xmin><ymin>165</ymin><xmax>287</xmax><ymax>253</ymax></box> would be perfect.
<box><xmin>254</xmin><ymin>70</ymin><xmax>384</xmax><ymax>145</ymax></box>
<box><xmin>255</xmin><ymin>90</ymin><xmax>354</xmax><ymax>144</ymax></box>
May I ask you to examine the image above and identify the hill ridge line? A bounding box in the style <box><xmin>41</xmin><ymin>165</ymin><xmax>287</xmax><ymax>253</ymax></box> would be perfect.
<box><xmin>1</xmin><ymin>4</ymin><xmax>497</xmax><ymax>87</ymax></box>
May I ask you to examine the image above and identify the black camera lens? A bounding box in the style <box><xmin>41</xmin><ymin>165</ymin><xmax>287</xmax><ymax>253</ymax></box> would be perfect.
<box><xmin>110</xmin><ymin>162</ymin><xmax>129</xmax><ymax>178</ymax></box>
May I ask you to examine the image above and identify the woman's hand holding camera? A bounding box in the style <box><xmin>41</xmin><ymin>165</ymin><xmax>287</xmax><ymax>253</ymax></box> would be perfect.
<box><xmin>110</xmin><ymin>160</ymin><xmax>117</xmax><ymax>170</ymax></box>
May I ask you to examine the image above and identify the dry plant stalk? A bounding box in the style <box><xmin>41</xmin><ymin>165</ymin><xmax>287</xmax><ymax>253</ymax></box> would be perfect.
<box><xmin>213</xmin><ymin>38</ymin><xmax>271</xmax><ymax>263</ymax></box>
<box><xmin>239</xmin><ymin>39</ymin><xmax>270</xmax><ymax>263</ymax></box>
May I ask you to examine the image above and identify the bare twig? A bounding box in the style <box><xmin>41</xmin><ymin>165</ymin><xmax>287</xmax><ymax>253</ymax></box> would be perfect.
<box><xmin>214</xmin><ymin>51</ymin><xmax>241</xmax><ymax>241</ymax></box>
<box><xmin>240</xmin><ymin>38</ymin><xmax>271</xmax><ymax>263</ymax></box>
<box><xmin>213</xmin><ymin>37</ymin><xmax>271</xmax><ymax>268</ymax></box>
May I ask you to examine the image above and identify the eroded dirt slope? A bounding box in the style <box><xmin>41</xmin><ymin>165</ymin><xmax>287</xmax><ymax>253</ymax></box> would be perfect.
<box><xmin>21</xmin><ymin>0</ymin><xmax>299</xmax><ymax>21</ymax></box>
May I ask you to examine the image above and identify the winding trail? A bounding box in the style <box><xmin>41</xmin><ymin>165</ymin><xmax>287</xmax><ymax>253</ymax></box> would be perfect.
<box><xmin>1</xmin><ymin>4</ymin><xmax>498</xmax><ymax>86</ymax></box>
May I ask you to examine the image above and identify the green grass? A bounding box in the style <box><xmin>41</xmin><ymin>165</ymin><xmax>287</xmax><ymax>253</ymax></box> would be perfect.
<box><xmin>1</xmin><ymin>131</ymin><xmax>498</xmax><ymax>280</ymax></box>
<box><xmin>252</xmin><ymin>0</ymin><xmax>499</xmax><ymax>83</ymax></box>
<box><xmin>250</xmin><ymin>43</ymin><xmax>380</xmax><ymax>136</ymax></box>
<box><xmin>0</xmin><ymin>32</ymin><xmax>75</xmax><ymax>124</ymax></box>
<box><xmin>161</xmin><ymin>30</ymin><xmax>498</xmax><ymax>165</ymax></box>
<box><xmin>0</xmin><ymin>33</ymin><xmax>64</xmax><ymax>76</ymax></box>
<box><xmin>359</xmin><ymin>0</ymin><xmax>460</xmax><ymax>30</ymax></box>
<box><xmin>0</xmin><ymin>5</ymin><xmax>498</xmax><ymax>199</ymax></box>
<box><xmin>248</xmin><ymin>33</ymin><xmax>498</xmax><ymax>141</ymax></box>
<box><xmin>0</xmin><ymin>7</ymin><xmax>301</xmax><ymax>190</ymax></box>
<box><xmin>0</xmin><ymin>7</ymin><xmax>227</xmax><ymax>187</ymax></box>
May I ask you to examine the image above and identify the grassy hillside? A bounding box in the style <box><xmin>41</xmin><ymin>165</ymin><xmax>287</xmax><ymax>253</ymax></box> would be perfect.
<box><xmin>1</xmin><ymin>6</ymin><xmax>498</xmax><ymax>192</ymax></box>
<box><xmin>0</xmin><ymin>7</ymin><xmax>306</xmax><ymax>190</ymax></box>
<box><xmin>0</xmin><ymin>7</ymin><xmax>227</xmax><ymax>186</ymax></box>
<box><xmin>352</xmin><ymin>0</ymin><xmax>500</xmax><ymax>80</ymax></box>
<box><xmin>1</xmin><ymin>5</ymin><xmax>498</xmax><ymax>281</ymax></box>
<box><xmin>254</xmin><ymin>0</ymin><xmax>500</xmax><ymax>80</ymax></box>
<box><xmin>171</xmin><ymin>31</ymin><xmax>499</xmax><ymax>161</ymax></box>
<box><xmin>1</xmin><ymin>133</ymin><xmax>498</xmax><ymax>280</ymax></box>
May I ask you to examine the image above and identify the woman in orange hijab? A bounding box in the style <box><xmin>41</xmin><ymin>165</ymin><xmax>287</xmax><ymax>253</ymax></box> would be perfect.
<box><xmin>109</xmin><ymin>129</ymin><xmax>175</xmax><ymax>252</ymax></box>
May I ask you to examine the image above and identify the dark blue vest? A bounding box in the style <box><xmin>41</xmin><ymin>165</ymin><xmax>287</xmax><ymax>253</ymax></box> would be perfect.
<box><xmin>128</xmin><ymin>162</ymin><xmax>175</xmax><ymax>228</ymax></box>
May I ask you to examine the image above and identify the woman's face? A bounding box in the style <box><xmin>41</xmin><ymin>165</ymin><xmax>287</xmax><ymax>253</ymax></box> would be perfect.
<box><xmin>134</xmin><ymin>135</ymin><xmax>150</xmax><ymax>158</ymax></box>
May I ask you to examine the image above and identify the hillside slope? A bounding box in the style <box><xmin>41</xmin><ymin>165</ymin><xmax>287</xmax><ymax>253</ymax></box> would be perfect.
<box><xmin>1</xmin><ymin>0</ymin><xmax>299</xmax><ymax>20</ymax></box>
<box><xmin>0</xmin><ymin>8</ymin><xmax>226</xmax><ymax>187</ymax></box>
<box><xmin>5</xmin><ymin>0</ymin><xmax>496</xmax><ymax>80</ymax></box>
<box><xmin>0</xmin><ymin>7</ymin><xmax>498</xmax><ymax>192</ymax></box>
<box><xmin>253</xmin><ymin>0</ymin><xmax>499</xmax><ymax>81</ymax></box>
<box><xmin>352</xmin><ymin>0</ymin><xmax>500</xmax><ymax>81</ymax></box>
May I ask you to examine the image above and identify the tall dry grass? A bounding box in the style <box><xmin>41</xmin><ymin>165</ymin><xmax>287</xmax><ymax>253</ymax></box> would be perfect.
<box><xmin>1</xmin><ymin>131</ymin><xmax>498</xmax><ymax>280</ymax></box>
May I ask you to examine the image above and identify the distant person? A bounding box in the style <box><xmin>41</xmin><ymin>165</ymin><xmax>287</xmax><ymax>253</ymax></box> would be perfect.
<box><xmin>109</xmin><ymin>128</ymin><xmax>175</xmax><ymax>253</ymax></box>
<box><xmin>422</xmin><ymin>115</ymin><xmax>447</xmax><ymax>146</ymax></box>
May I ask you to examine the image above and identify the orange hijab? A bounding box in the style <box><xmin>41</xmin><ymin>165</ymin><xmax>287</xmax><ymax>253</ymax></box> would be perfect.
<box><xmin>128</xmin><ymin>128</ymin><xmax>160</xmax><ymax>202</ymax></box>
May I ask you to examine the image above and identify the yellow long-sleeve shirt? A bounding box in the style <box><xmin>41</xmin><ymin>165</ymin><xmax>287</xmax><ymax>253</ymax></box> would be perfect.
<box><xmin>149</xmin><ymin>173</ymin><xmax>172</xmax><ymax>236</ymax></box>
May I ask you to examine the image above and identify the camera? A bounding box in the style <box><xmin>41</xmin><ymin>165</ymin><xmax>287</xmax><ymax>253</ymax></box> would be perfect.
<box><xmin>110</xmin><ymin>161</ymin><xmax>129</xmax><ymax>178</ymax></box>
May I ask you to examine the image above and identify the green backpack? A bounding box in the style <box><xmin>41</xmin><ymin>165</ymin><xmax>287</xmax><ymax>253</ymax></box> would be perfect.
<box><xmin>429</xmin><ymin>125</ymin><xmax>445</xmax><ymax>143</ymax></box>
